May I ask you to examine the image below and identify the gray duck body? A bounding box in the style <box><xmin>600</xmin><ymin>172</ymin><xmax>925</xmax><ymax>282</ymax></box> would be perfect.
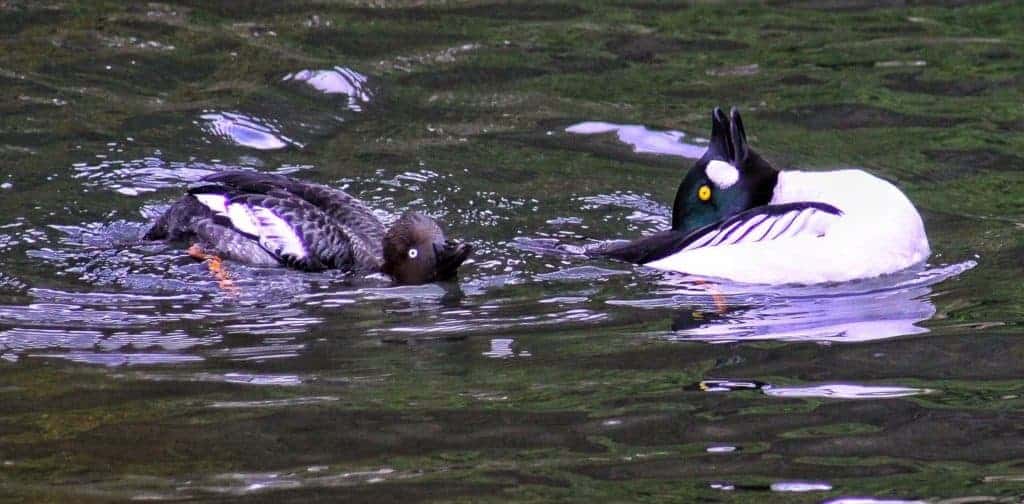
<box><xmin>145</xmin><ymin>171</ymin><xmax>471</xmax><ymax>284</ymax></box>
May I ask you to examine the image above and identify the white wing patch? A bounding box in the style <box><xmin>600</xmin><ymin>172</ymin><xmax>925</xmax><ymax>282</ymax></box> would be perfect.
<box><xmin>706</xmin><ymin>160</ymin><xmax>739</xmax><ymax>189</ymax></box>
<box><xmin>194</xmin><ymin>193</ymin><xmax>228</xmax><ymax>216</ymax></box>
<box><xmin>226</xmin><ymin>202</ymin><xmax>260</xmax><ymax>237</ymax></box>
<box><xmin>217</xmin><ymin>198</ymin><xmax>308</xmax><ymax>261</ymax></box>
<box><xmin>250</xmin><ymin>207</ymin><xmax>307</xmax><ymax>259</ymax></box>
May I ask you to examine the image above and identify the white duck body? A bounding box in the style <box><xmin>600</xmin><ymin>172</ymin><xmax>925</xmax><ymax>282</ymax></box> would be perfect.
<box><xmin>644</xmin><ymin>169</ymin><xmax>931</xmax><ymax>284</ymax></box>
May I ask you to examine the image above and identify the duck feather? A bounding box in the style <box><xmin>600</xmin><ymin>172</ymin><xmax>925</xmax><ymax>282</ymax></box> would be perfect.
<box><xmin>597</xmin><ymin>202</ymin><xmax>842</xmax><ymax>265</ymax></box>
<box><xmin>188</xmin><ymin>173</ymin><xmax>385</xmax><ymax>272</ymax></box>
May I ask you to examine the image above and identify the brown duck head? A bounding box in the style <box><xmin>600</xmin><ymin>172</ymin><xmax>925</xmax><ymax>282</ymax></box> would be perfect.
<box><xmin>381</xmin><ymin>212</ymin><xmax>473</xmax><ymax>285</ymax></box>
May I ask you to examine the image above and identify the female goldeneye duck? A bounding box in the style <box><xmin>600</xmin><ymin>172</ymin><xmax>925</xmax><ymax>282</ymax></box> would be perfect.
<box><xmin>597</xmin><ymin>107</ymin><xmax>931</xmax><ymax>284</ymax></box>
<box><xmin>144</xmin><ymin>171</ymin><xmax>473</xmax><ymax>285</ymax></box>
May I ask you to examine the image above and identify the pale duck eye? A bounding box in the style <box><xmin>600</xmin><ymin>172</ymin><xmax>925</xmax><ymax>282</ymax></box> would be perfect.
<box><xmin>407</xmin><ymin>248</ymin><xmax>418</xmax><ymax>259</ymax></box>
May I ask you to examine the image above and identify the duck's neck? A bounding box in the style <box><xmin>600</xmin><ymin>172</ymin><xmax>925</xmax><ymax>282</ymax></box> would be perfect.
<box><xmin>743</xmin><ymin>150</ymin><xmax>780</xmax><ymax>209</ymax></box>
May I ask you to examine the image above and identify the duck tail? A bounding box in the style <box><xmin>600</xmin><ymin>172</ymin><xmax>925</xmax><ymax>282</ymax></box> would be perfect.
<box><xmin>143</xmin><ymin>195</ymin><xmax>210</xmax><ymax>241</ymax></box>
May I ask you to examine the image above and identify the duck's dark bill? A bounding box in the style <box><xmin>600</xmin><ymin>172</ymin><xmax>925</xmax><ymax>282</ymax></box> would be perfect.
<box><xmin>434</xmin><ymin>241</ymin><xmax>473</xmax><ymax>281</ymax></box>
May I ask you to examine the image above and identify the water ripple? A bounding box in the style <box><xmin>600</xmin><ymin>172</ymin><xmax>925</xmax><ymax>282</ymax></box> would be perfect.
<box><xmin>696</xmin><ymin>379</ymin><xmax>927</xmax><ymax>400</ymax></box>
<box><xmin>0</xmin><ymin>326</ymin><xmax>218</xmax><ymax>364</ymax></box>
<box><xmin>208</xmin><ymin>344</ymin><xmax>307</xmax><ymax>362</ymax></box>
<box><xmin>615</xmin><ymin>261</ymin><xmax>977</xmax><ymax>344</ymax></box>
<box><xmin>706</xmin><ymin>445</ymin><xmax>739</xmax><ymax>453</ymax></box>
<box><xmin>199</xmin><ymin>110</ymin><xmax>300</xmax><ymax>150</ymax></box>
<box><xmin>769</xmin><ymin>481</ymin><xmax>832</xmax><ymax>492</ymax></box>
<box><xmin>130</xmin><ymin>371</ymin><xmax>305</xmax><ymax>387</ymax></box>
<box><xmin>281</xmin><ymin>66</ymin><xmax>375</xmax><ymax>112</ymax></box>
<box><xmin>32</xmin><ymin>351</ymin><xmax>205</xmax><ymax>366</ymax></box>
<box><xmin>187</xmin><ymin>466</ymin><xmax>408</xmax><ymax>497</ymax></box>
<box><xmin>579</xmin><ymin>191</ymin><xmax>671</xmax><ymax>224</ymax></box>
<box><xmin>381</xmin><ymin>306</ymin><xmax>607</xmax><ymax>336</ymax></box>
<box><xmin>71</xmin><ymin>157</ymin><xmax>309</xmax><ymax>196</ymax></box>
<box><xmin>764</xmin><ymin>384</ymin><xmax>927</xmax><ymax>399</ymax></box>
<box><xmin>566</xmin><ymin>121</ymin><xmax>706</xmax><ymax>158</ymax></box>
<box><xmin>209</xmin><ymin>396</ymin><xmax>339</xmax><ymax>409</ymax></box>
<box><xmin>0</xmin><ymin>303</ymin><xmax>184</xmax><ymax>329</ymax></box>
<box><xmin>218</xmin><ymin>373</ymin><xmax>304</xmax><ymax>386</ymax></box>
<box><xmin>824</xmin><ymin>499</ymin><xmax>927</xmax><ymax>504</ymax></box>
<box><xmin>30</xmin><ymin>287</ymin><xmax>202</xmax><ymax>305</ymax></box>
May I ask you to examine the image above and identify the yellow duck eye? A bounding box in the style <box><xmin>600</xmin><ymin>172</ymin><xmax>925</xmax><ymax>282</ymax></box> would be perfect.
<box><xmin>697</xmin><ymin>185</ymin><xmax>712</xmax><ymax>202</ymax></box>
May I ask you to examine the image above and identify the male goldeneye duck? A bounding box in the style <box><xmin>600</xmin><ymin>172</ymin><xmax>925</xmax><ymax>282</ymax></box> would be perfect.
<box><xmin>597</xmin><ymin>107</ymin><xmax>930</xmax><ymax>284</ymax></box>
<box><xmin>144</xmin><ymin>171</ymin><xmax>473</xmax><ymax>285</ymax></box>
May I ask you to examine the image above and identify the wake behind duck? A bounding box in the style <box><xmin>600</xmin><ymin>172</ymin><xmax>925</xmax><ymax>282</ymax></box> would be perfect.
<box><xmin>596</xmin><ymin>107</ymin><xmax>930</xmax><ymax>284</ymax></box>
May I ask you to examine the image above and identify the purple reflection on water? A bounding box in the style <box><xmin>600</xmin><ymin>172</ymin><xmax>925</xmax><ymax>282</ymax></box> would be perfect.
<box><xmin>824</xmin><ymin>499</ymin><xmax>926</xmax><ymax>504</ymax></box>
<box><xmin>763</xmin><ymin>384</ymin><xmax>926</xmax><ymax>399</ymax></box>
<box><xmin>282</xmin><ymin>66</ymin><xmax>374</xmax><ymax>112</ymax></box>
<box><xmin>199</xmin><ymin>111</ymin><xmax>299</xmax><ymax>150</ymax></box>
<box><xmin>566</xmin><ymin>121</ymin><xmax>706</xmax><ymax>159</ymax></box>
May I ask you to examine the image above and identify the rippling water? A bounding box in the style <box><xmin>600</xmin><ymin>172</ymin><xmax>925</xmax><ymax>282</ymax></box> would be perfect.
<box><xmin>2</xmin><ymin>1</ymin><xmax>1024</xmax><ymax>502</ymax></box>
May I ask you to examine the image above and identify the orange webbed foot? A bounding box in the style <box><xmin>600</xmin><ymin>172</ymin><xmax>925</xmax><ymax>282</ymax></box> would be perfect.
<box><xmin>187</xmin><ymin>243</ymin><xmax>207</xmax><ymax>261</ymax></box>
<box><xmin>188</xmin><ymin>244</ymin><xmax>236</xmax><ymax>293</ymax></box>
<box><xmin>694</xmin><ymin>279</ymin><xmax>728</xmax><ymax>314</ymax></box>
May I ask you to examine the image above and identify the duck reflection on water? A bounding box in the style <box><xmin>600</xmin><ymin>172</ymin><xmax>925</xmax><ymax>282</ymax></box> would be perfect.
<box><xmin>617</xmin><ymin>261</ymin><xmax>974</xmax><ymax>343</ymax></box>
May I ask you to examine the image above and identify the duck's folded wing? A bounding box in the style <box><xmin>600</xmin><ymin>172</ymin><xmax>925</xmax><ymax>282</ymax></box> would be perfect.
<box><xmin>189</xmin><ymin>187</ymin><xmax>366</xmax><ymax>271</ymax></box>
<box><xmin>596</xmin><ymin>202</ymin><xmax>842</xmax><ymax>264</ymax></box>
<box><xmin>200</xmin><ymin>171</ymin><xmax>385</xmax><ymax>246</ymax></box>
<box><xmin>677</xmin><ymin>202</ymin><xmax>843</xmax><ymax>252</ymax></box>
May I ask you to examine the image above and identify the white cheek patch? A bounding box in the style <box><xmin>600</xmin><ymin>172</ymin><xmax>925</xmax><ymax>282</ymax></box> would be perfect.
<box><xmin>706</xmin><ymin>160</ymin><xmax>740</xmax><ymax>189</ymax></box>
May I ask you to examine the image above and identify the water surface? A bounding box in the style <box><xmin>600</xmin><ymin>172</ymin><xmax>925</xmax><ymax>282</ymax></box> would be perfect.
<box><xmin>1</xmin><ymin>1</ymin><xmax>1023</xmax><ymax>502</ymax></box>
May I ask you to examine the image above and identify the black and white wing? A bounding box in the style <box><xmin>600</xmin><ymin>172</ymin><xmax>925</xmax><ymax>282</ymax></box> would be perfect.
<box><xmin>199</xmin><ymin>170</ymin><xmax>386</xmax><ymax>250</ymax></box>
<box><xmin>596</xmin><ymin>202</ymin><xmax>842</xmax><ymax>265</ymax></box>
<box><xmin>677</xmin><ymin>202</ymin><xmax>843</xmax><ymax>252</ymax></box>
<box><xmin>189</xmin><ymin>186</ymin><xmax>366</xmax><ymax>271</ymax></box>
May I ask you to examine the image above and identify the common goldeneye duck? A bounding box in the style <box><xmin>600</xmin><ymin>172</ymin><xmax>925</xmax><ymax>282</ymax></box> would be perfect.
<box><xmin>144</xmin><ymin>171</ymin><xmax>473</xmax><ymax>285</ymax></box>
<box><xmin>597</xmin><ymin>107</ymin><xmax>931</xmax><ymax>284</ymax></box>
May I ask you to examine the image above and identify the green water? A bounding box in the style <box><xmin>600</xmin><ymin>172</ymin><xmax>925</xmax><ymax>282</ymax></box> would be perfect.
<box><xmin>1</xmin><ymin>1</ymin><xmax>1024</xmax><ymax>502</ymax></box>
